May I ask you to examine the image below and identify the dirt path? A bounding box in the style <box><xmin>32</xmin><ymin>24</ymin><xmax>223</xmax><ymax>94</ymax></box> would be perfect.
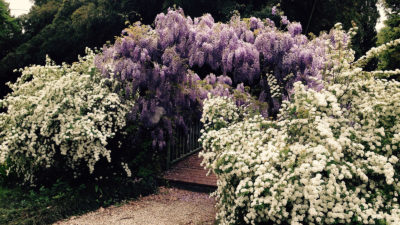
<box><xmin>54</xmin><ymin>187</ymin><xmax>216</xmax><ymax>225</ymax></box>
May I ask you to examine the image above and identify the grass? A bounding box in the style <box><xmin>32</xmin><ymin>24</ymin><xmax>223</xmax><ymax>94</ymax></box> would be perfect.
<box><xmin>0</xmin><ymin>177</ymin><xmax>158</xmax><ymax>225</ymax></box>
<box><xmin>0</xmin><ymin>181</ymin><xmax>88</xmax><ymax>225</ymax></box>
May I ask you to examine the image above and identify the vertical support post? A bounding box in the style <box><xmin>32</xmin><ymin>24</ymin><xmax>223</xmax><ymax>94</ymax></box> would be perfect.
<box><xmin>181</xmin><ymin>128</ymin><xmax>184</xmax><ymax>156</ymax></box>
<box><xmin>196</xmin><ymin>121</ymin><xmax>199</xmax><ymax>148</ymax></box>
<box><xmin>191</xmin><ymin>123</ymin><xmax>194</xmax><ymax>153</ymax></box>
<box><xmin>166</xmin><ymin>120</ymin><xmax>203</xmax><ymax>167</ymax></box>
<box><xmin>166</xmin><ymin>139</ymin><xmax>171</xmax><ymax>170</ymax></box>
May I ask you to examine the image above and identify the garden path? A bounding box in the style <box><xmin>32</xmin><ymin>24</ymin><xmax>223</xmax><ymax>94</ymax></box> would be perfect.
<box><xmin>53</xmin><ymin>186</ymin><xmax>216</xmax><ymax>225</ymax></box>
<box><xmin>163</xmin><ymin>152</ymin><xmax>217</xmax><ymax>188</ymax></box>
<box><xmin>54</xmin><ymin>153</ymin><xmax>218</xmax><ymax>225</ymax></box>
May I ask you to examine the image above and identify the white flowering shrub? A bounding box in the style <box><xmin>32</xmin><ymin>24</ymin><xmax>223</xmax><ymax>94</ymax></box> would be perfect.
<box><xmin>0</xmin><ymin>49</ymin><xmax>133</xmax><ymax>184</ymax></box>
<box><xmin>201</xmin><ymin>94</ymin><xmax>241</xmax><ymax>131</ymax></box>
<box><xmin>200</xmin><ymin>32</ymin><xmax>400</xmax><ymax>225</ymax></box>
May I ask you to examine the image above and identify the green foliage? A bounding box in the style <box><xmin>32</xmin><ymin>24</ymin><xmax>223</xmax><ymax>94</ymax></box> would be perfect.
<box><xmin>163</xmin><ymin>0</ymin><xmax>278</xmax><ymax>22</ymax></box>
<box><xmin>0</xmin><ymin>0</ymin><xmax>22</xmax><ymax>59</ymax></box>
<box><xmin>382</xmin><ymin>0</ymin><xmax>400</xmax><ymax>13</ymax></box>
<box><xmin>0</xmin><ymin>0</ymin><xmax>159</xmax><ymax>98</ymax></box>
<box><xmin>377</xmin><ymin>14</ymin><xmax>400</xmax><ymax>72</ymax></box>
<box><xmin>19</xmin><ymin>0</ymin><xmax>60</xmax><ymax>38</ymax></box>
<box><xmin>0</xmin><ymin>180</ymin><xmax>85</xmax><ymax>225</ymax></box>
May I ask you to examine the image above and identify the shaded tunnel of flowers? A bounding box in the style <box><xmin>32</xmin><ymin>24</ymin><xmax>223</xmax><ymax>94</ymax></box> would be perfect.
<box><xmin>1</xmin><ymin>7</ymin><xmax>400</xmax><ymax>225</ymax></box>
<box><xmin>95</xmin><ymin>8</ymin><xmax>328</xmax><ymax>151</ymax></box>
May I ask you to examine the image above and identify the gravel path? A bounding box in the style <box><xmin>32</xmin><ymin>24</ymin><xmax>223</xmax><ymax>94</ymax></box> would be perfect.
<box><xmin>54</xmin><ymin>187</ymin><xmax>216</xmax><ymax>225</ymax></box>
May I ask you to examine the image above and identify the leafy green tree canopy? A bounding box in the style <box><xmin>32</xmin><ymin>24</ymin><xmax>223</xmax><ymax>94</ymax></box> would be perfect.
<box><xmin>375</xmin><ymin>0</ymin><xmax>400</xmax><ymax>73</ymax></box>
<box><xmin>0</xmin><ymin>0</ymin><xmax>165</xmax><ymax>98</ymax></box>
<box><xmin>377</xmin><ymin>14</ymin><xmax>400</xmax><ymax>71</ymax></box>
<box><xmin>382</xmin><ymin>0</ymin><xmax>400</xmax><ymax>13</ymax></box>
<box><xmin>0</xmin><ymin>0</ymin><xmax>22</xmax><ymax>59</ymax></box>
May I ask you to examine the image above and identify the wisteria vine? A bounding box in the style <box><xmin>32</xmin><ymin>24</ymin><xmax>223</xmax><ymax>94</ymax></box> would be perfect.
<box><xmin>95</xmin><ymin>8</ymin><xmax>346</xmax><ymax>149</ymax></box>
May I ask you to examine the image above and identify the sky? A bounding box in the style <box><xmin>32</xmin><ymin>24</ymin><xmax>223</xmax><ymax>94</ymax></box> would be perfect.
<box><xmin>4</xmin><ymin>0</ymin><xmax>388</xmax><ymax>31</ymax></box>
<box><xmin>5</xmin><ymin>0</ymin><xmax>33</xmax><ymax>17</ymax></box>
<box><xmin>376</xmin><ymin>3</ymin><xmax>387</xmax><ymax>31</ymax></box>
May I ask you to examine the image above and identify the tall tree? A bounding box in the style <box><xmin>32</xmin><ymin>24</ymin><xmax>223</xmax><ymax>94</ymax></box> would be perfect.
<box><xmin>382</xmin><ymin>0</ymin><xmax>400</xmax><ymax>12</ymax></box>
<box><xmin>0</xmin><ymin>0</ymin><xmax>22</xmax><ymax>59</ymax></box>
<box><xmin>377</xmin><ymin>14</ymin><xmax>400</xmax><ymax>71</ymax></box>
<box><xmin>376</xmin><ymin>0</ymin><xmax>400</xmax><ymax>72</ymax></box>
<box><xmin>0</xmin><ymin>0</ymin><xmax>165</xmax><ymax>98</ymax></box>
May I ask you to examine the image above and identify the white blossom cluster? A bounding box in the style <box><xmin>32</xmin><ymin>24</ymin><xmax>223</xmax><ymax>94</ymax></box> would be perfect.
<box><xmin>266</xmin><ymin>72</ymin><xmax>281</xmax><ymax>98</ymax></box>
<box><xmin>200</xmin><ymin>34</ymin><xmax>400</xmax><ymax>224</ymax></box>
<box><xmin>0</xmin><ymin>49</ymin><xmax>133</xmax><ymax>184</ymax></box>
<box><xmin>200</xmin><ymin>93</ymin><xmax>241</xmax><ymax>132</ymax></box>
<box><xmin>354</xmin><ymin>38</ymin><xmax>400</xmax><ymax>68</ymax></box>
<box><xmin>369</xmin><ymin>69</ymin><xmax>400</xmax><ymax>78</ymax></box>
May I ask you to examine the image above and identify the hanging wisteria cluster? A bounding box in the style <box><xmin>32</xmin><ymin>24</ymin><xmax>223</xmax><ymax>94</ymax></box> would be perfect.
<box><xmin>95</xmin><ymin>8</ymin><xmax>340</xmax><ymax>149</ymax></box>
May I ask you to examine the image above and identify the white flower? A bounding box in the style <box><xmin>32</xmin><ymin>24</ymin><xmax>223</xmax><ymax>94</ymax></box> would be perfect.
<box><xmin>0</xmin><ymin>50</ymin><xmax>134</xmax><ymax>184</ymax></box>
<box><xmin>200</xmin><ymin>76</ymin><xmax>400</xmax><ymax>224</ymax></box>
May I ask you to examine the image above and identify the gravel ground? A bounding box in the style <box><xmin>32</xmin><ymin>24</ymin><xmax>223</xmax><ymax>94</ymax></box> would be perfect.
<box><xmin>54</xmin><ymin>187</ymin><xmax>216</xmax><ymax>225</ymax></box>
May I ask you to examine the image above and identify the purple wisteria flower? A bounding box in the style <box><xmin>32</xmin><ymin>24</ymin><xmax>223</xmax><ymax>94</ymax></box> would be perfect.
<box><xmin>281</xmin><ymin>16</ymin><xmax>289</xmax><ymax>25</ymax></box>
<box><xmin>288</xmin><ymin>22</ymin><xmax>302</xmax><ymax>36</ymax></box>
<box><xmin>95</xmin><ymin>8</ymin><xmax>333</xmax><ymax>149</ymax></box>
<box><xmin>272</xmin><ymin>6</ymin><xmax>277</xmax><ymax>15</ymax></box>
